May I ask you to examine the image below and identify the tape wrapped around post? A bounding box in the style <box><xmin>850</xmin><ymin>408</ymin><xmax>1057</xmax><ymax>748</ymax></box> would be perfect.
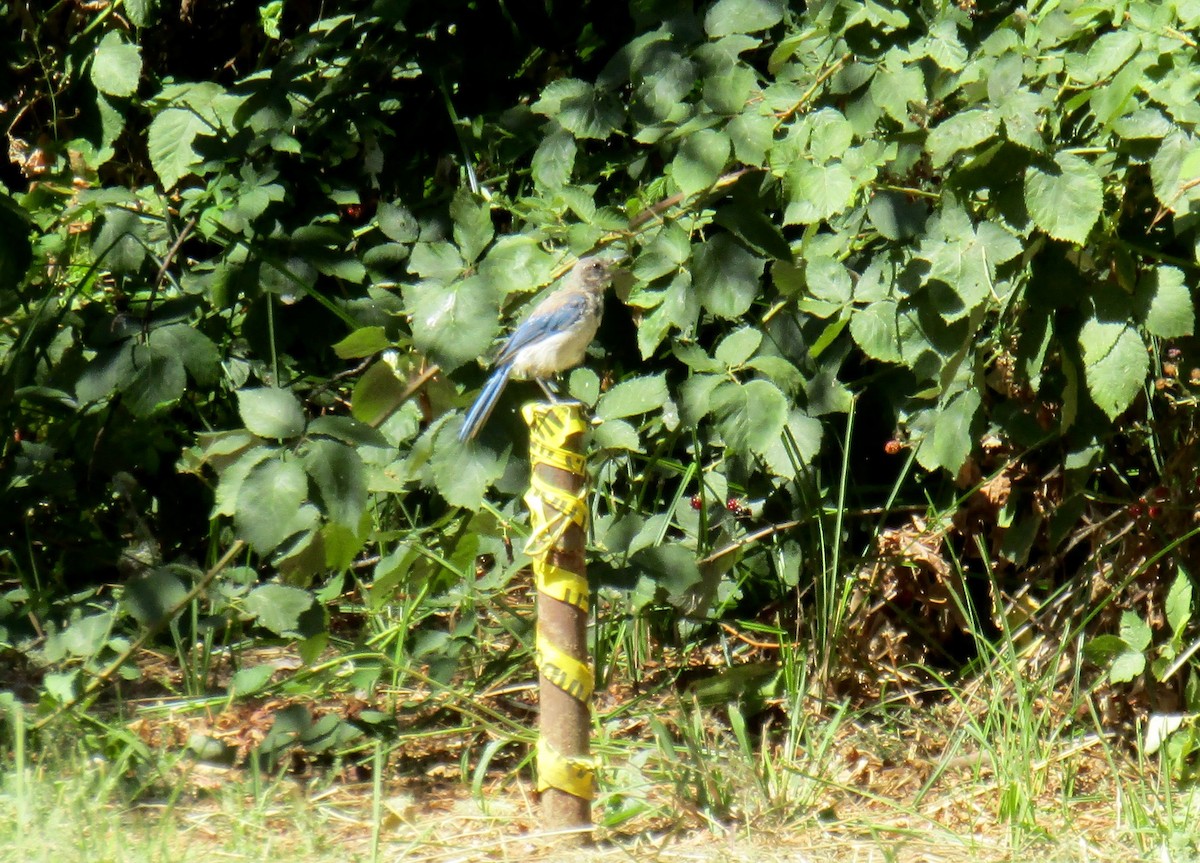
<box><xmin>522</xmin><ymin>402</ymin><xmax>595</xmax><ymax>806</ymax></box>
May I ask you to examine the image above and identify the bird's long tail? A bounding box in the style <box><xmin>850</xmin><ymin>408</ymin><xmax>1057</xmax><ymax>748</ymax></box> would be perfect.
<box><xmin>458</xmin><ymin>362</ymin><xmax>513</xmax><ymax>441</ymax></box>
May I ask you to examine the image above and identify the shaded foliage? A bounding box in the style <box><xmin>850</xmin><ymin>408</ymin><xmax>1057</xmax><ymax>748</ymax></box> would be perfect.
<box><xmin>2</xmin><ymin>0</ymin><xmax>1200</xmax><ymax>768</ymax></box>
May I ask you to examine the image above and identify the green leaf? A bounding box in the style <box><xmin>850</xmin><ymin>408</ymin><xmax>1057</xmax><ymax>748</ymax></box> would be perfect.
<box><xmin>1083</xmin><ymin>634</ymin><xmax>1127</xmax><ymax>664</ymax></box>
<box><xmin>850</xmin><ymin>300</ymin><xmax>902</xmax><ymax>363</ymax></box>
<box><xmin>91</xmin><ymin>31</ymin><xmax>142</xmax><ymax>97</ymax></box>
<box><xmin>147</xmin><ymin>107</ymin><xmax>212</xmax><ymax>189</ymax></box>
<box><xmin>806</xmin><ymin>255</ymin><xmax>853</xmax><ymax>305</ymax></box>
<box><xmin>762</xmin><ymin>409</ymin><xmax>822</xmax><ymax>476</ymax></box>
<box><xmin>480</xmin><ymin>236</ymin><xmax>557</xmax><ymax>298</ymax></box>
<box><xmin>919</xmin><ymin>213</ymin><xmax>1021</xmax><ymax>319</ymax></box>
<box><xmin>408</xmin><ymin>241</ymin><xmax>464</xmax><ymax>282</ymax></box>
<box><xmin>596</xmin><ymin>373</ymin><xmax>670</xmax><ymax>420</ymax></box>
<box><xmin>1120</xmin><ymin>610</ymin><xmax>1153</xmax><ymax>652</ymax></box>
<box><xmin>1151</xmin><ymin>130</ymin><xmax>1200</xmax><ymax>215</ymax></box>
<box><xmin>123</xmin><ymin>342</ymin><xmax>186</xmax><ymax>416</ymax></box>
<box><xmin>231</xmin><ymin>664</ymin><xmax>276</xmax><ymax>697</ymax></box>
<box><xmin>748</xmin><ymin>355</ymin><xmax>803</xmax><ymax>393</ymax></box>
<box><xmin>303</xmin><ymin>439</ymin><xmax>367</xmax><ymax>529</ymax></box>
<box><xmin>868</xmin><ymin>191</ymin><xmax>927</xmax><ymax>241</ymax></box>
<box><xmin>333</xmin><ymin>326</ymin><xmax>391</xmax><ymax>359</ymax></box>
<box><xmin>671</xmin><ymin>129</ymin><xmax>730</xmax><ymax>197</ymax></box>
<box><xmin>674</xmin><ymin>342</ymin><xmax>722</xmax><ymax>373</ymax></box>
<box><xmin>715</xmin><ymin>327</ymin><xmax>762</xmax><ymax>368</ymax></box>
<box><xmin>1024</xmin><ymin>152</ymin><xmax>1103</xmax><ymax>245</ymax></box>
<box><xmin>1078</xmin><ymin>320</ymin><xmax>1148</xmax><ymax>419</ymax></box>
<box><xmin>805</xmin><ymin>108</ymin><xmax>853</xmax><ymax>162</ymax></box>
<box><xmin>1066</xmin><ymin>30</ymin><xmax>1141</xmax><ymax>85</ymax></box>
<box><xmin>408</xmin><ymin>275</ymin><xmax>499</xmax><ymax>373</ymax></box>
<box><xmin>727</xmin><ymin>112</ymin><xmax>774</xmax><ymax>166</ymax></box>
<box><xmin>631</xmin><ymin>545</ymin><xmax>701</xmax><ymax>602</ymax></box>
<box><xmin>238</xmin><ymin>387</ymin><xmax>306</xmax><ymax>439</ymax></box>
<box><xmin>711</xmin><ymin>379</ymin><xmax>787</xmax><ymax>456</ymax></box>
<box><xmin>634</xmin><ymin>223</ymin><xmax>691</xmax><ymax>281</ymax></box>
<box><xmin>1138</xmin><ymin>266</ymin><xmax>1194</xmax><ymax>339</ymax></box>
<box><xmin>211</xmin><ymin>446</ymin><xmax>274</xmax><ymax>519</ymax></box>
<box><xmin>235</xmin><ymin>458</ymin><xmax>318</xmax><ymax>552</ymax></box>
<box><xmin>244</xmin><ymin>584</ymin><xmax>315</xmax><ymax>636</ymax></box>
<box><xmin>532</xmin><ymin>78</ymin><xmax>622</xmax><ymax>140</ymax></box>
<box><xmin>306</xmin><ymin>415</ymin><xmax>389</xmax><ymax>448</ymax></box>
<box><xmin>705</xmin><ymin>0</ymin><xmax>784</xmax><ymax>36</ymax></box>
<box><xmin>377</xmin><ymin>202</ymin><xmax>418</xmax><ymax>243</ymax></box>
<box><xmin>926</xmin><ymin>109</ymin><xmax>999</xmax><ymax>167</ymax></box>
<box><xmin>92</xmin><ymin>206</ymin><xmax>146</xmax><ymax>273</ymax></box>
<box><xmin>593</xmin><ymin>418</ymin><xmax>642</xmax><ymax>451</ymax></box>
<box><xmin>450</xmin><ymin>188</ymin><xmax>494</xmax><ymax>265</ymax></box>
<box><xmin>432</xmin><ymin>435</ymin><xmax>507</xmax><ymax>509</ymax></box>
<box><xmin>915</xmin><ymin>389</ymin><xmax>981</xmax><ymax>473</ymax></box>
<box><xmin>713</xmin><ymin>201</ymin><xmax>792</xmax><ymax>261</ymax></box>
<box><xmin>921</xmin><ymin>19</ymin><xmax>968</xmax><ymax>71</ymax></box>
<box><xmin>693</xmin><ymin>234</ymin><xmax>765</xmax><ymax>319</ymax></box>
<box><xmin>704</xmin><ymin>65</ymin><xmax>756</xmax><ymax>115</ymax></box>
<box><xmin>151</xmin><ymin>323</ymin><xmax>221</xmax><ymax>387</ymax></box>
<box><xmin>43</xmin><ymin>671</ymin><xmax>79</xmax><ymax>703</ymax></box>
<box><xmin>568</xmin><ymin>367</ymin><xmax>601</xmax><ymax>406</ymax></box>
<box><xmin>350</xmin><ymin>361</ymin><xmax>408</xmax><ymax>427</ymax></box>
<box><xmin>123</xmin><ymin>569</ymin><xmax>188</xmax><ymax>625</ymax></box>
<box><xmin>1109</xmin><ymin>649</ymin><xmax>1145</xmax><ymax>684</ymax></box>
<box><xmin>125</xmin><ymin>0</ymin><xmax>158</xmax><ymax>28</ymax></box>
<box><xmin>637</xmin><ymin>272</ymin><xmax>699</xmax><ymax>358</ymax></box>
<box><xmin>784</xmin><ymin>161</ymin><xmax>854</xmax><ymax>224</ymax></box>
<box><xmin>870</xmin><ymin>57</ymin><xmax>926</xmax><ymax>124</ymax></box>
<box><xmin>1166</xmin><ymin>568</ymin><xmax>1193</xmax><ymax>639</ymax></box>
<box><xmin>532</xmin><ymin>125</ymin><xmax>576</xmax><ymax>191</ymax></box>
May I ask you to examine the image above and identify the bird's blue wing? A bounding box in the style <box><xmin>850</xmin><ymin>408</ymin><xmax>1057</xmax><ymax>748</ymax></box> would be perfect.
<box><xmin>494</xmin><ymin>293</ymin><xmax>590</xmax><ymax>365</ymax></box>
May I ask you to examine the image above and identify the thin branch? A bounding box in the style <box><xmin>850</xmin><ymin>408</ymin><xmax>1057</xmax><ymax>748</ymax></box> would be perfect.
<box><xmin>627</xmin><ymin>168</ymin><xmax>752</xmax><ymax>231</ymax></box>
<box><xmin>142</xmin><ymin>214</ymin><xmax>198</xmax><ymax>334</ymax></box>
<box><xmin>774</xmin><ymin>52</ymin><xmax>852</xmax><ymax>126</ymax></box>
<box><xmin>699</xmin><ymin>519</ymin><xmax>801</xmax><ymax>566</ymax></box>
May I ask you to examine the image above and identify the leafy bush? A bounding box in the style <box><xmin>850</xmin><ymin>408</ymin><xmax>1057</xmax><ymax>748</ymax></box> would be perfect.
<box><xmin>3</xmin><ymin>0</ymin><xmax>1200</xmax><ymax>745</ymax></box>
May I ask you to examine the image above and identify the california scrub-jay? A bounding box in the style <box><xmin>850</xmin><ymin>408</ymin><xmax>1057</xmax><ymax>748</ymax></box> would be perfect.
<box><xmin>458</xmin><ymin>256</ymin><xmax>615</xmax><ymax>441</ymax></box>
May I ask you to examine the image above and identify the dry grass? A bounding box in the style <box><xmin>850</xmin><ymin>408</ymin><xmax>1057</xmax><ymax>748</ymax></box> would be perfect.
<box><xmin>2</xmin><ymin>705</ymin><xmax>1190</xmax><ymax>863</ymax></box>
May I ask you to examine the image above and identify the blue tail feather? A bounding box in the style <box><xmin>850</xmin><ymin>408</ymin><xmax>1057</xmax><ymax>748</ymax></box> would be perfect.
<box><xmin>458</xmin><ymin>363</ymin><xmax>513</xmax><ymax>441</ymax></box>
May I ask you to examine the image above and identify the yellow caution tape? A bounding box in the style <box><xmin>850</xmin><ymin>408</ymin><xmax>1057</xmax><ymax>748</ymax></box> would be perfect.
<box><xmin>536</xmin><ymin>636</ymin><xmax>594</xmax><ymax>701</ymax></box>
<box><xmin>534</xmin><ymin>557</ymin><xmax>589</xmax><ymax>612</ymax></box>
<box><xmin>522</xmin><ymin>402</ymin><xmax>590</xmax><ymax>557</ymax></box>
<box><xmin>530</xmin><ymin>437</ymin><xmax>585</xmax><ymax>474</ymax></box>
<box><xmin>523</xmin><ymin>402</ymin><xmax>587</xmax><ymax>448</ymax></box>
<box><xmin>523</xmin><ymin>400</ymin><xmax>594</xmax><ymax>801</ymax></box>
<box><xmin>536</xmin><ymin>738</ymin><xmax>595</xmax><ymax>799</ymax></box>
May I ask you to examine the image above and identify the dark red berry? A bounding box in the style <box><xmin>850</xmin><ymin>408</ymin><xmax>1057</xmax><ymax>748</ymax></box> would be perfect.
<box><xmin>1129</xmin><ymin>503</ymin><xmax>1145</xmax><ymax>517</ymax></box>
<box><xmin>1149</xmin><ymin>505</ymin><xmax>1163</xmax><ymax>519</ymax></box>
<box><xmin>1152</xmin><ymin>486</ymin><xmax>1169</xmax><ymax>500</ymax></box>
<box><xmin>726</xmin><ymin>498</ymin><xmax>741</xmax><ymax>513</ymax></box>
<box><xmin>884</xmin><ymin>439</ymin><xmax>903</xmax><ymax>455</ymax></box>
<box><xmin>690</xmin><ymin>495</ymin><xmax>702</xmax><ymax>510</ymax></box>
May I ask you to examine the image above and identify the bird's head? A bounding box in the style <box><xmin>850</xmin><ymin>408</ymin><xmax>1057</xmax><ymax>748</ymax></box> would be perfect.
<box><xmin>572</xmin><ymin>255</ymin><xmax>618</xmax><ymax>292</ymax></box>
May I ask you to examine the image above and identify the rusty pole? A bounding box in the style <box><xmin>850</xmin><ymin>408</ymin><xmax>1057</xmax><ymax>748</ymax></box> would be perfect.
<box><xmin>522</xmin><ymin>402</ymin><xmax>593</xmax><ymax>837</ymax></box>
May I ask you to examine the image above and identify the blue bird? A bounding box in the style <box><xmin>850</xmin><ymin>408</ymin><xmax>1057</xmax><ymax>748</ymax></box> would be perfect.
<box><xmin>458</xmin><ymin>256</ymin><xmax>616</xmax><ymax>441</ymax></box>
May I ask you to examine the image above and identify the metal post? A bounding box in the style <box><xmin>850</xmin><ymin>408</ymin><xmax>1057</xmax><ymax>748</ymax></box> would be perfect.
<box><xmin>522</xmin><ymin>402</ymin><xmax>592</xmax><ymax>838</ymax></box>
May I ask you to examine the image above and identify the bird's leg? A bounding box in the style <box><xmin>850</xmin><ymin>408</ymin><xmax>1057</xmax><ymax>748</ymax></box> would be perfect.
<box><xmin>535</xmin><ymin>377</ymin><xmax>560</xmax><ymax>402</ymax></box>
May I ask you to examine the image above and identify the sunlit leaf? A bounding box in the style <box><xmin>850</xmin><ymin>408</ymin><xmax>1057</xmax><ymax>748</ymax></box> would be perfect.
<box><xmin>238</xmin><ymin>387</ymin><xmax>306</xmax><ymax>439</ymax></box>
